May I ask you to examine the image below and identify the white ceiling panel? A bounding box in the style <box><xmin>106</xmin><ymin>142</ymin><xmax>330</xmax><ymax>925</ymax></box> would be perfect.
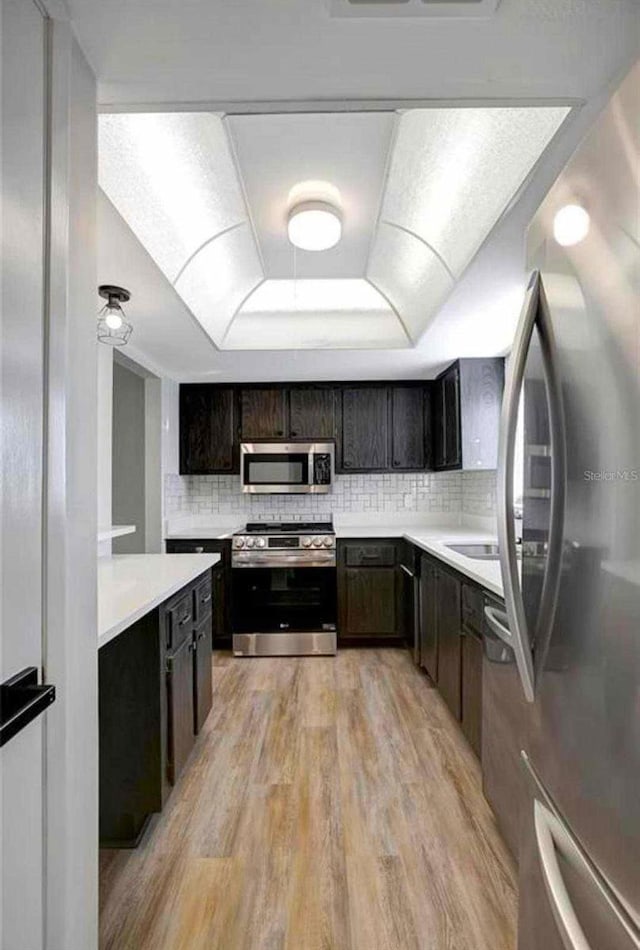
<box><xmin>224</xmin><ymin>278</ymin><xmax>408</xmax><ymax>349</ymax></box>
<box><xmin>225</xmin><ymin>111</ymin><xmax>396</xmax><ymax>279</ymax></box>
<box><xmin>99</xmin><ymin>112</ymin><xmax>252</xmax><ymax>282</ymax></box>
<box><xmin>367</xmin><ymin>222</ymin><xmax>455</xmax><ymax>340</ymax></box>
<box><xmin>380</xmin><ymin>106</ymin><xmax>569</xmax><ymax>278</ymax></box>
<box><xmin>174</xmin><ymin>224</ymin><xmax>263</xmax><ymax>345</ymax></box>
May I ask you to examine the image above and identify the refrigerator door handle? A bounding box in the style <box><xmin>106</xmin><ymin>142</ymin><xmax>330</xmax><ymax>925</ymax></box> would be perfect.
<box><xmin>535</xmin><ymin>799</ymin><xmax>593</xmax><ymax>950</ymax></box>
<box><xmin>534</xmin><ymin>799</ymin><xmax>640</xmax><ymax>950</ymax></box>
<box><xmin>531</xmin><ymin>277</ymin><xmax>567</xmax><ymax>678</ymax></box>
<box><xmin>496</xmin><ymin>271</ymin><xmax>539</xmax><ymax>702</ymax></box>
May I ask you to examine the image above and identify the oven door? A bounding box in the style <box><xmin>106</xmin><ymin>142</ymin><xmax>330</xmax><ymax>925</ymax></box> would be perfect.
<box><xmin>232</xmin><ymin>566</ymin><xmax>337</xmax><ymax>635</ymax></box>
<box><xmin>241</xmin><ymin>448</ymin><xmax>311</xmax><ymax>493</ymax></box>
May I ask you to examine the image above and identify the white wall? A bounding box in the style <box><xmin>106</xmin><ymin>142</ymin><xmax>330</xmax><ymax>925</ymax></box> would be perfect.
<box><xmin>97</xmin><ymin>345</ymin><xmax>113</xmax><ymax>534</ymax></box>
<box><xmin>45</xmin><ymin>22</ymin><xmax>99</xmax><ymax>950</ymax></box>
<box><xmin>112</xmin><ymin>360</ymin><xmax>146</xmax><ymax>554</ymax></box>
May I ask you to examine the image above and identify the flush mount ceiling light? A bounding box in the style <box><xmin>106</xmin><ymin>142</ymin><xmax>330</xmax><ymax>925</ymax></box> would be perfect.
<box><xmin>553</xmin><ymin>204</ymin><xmax>590</xmax><ymax>247</ymax></box>
<box><xmin>288</xmin><ymin>201</ymin><xmax>342</xmax><ymax>251</ymax></box>
<box><xmin>97</xmin><ymin>284</ymin><xmax>133</xmax><ymax>346</ymax></box>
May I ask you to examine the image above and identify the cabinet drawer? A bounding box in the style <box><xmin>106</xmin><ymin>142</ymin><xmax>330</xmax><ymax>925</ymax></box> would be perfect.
<box><xmin>461</xmin><ymin>583</ymin><xmax>484</xmax><ymax>635</ymax></box>
<box><xmin>194</xmin><ymin>575</ymin><xmax>213</xmax><ymax>625</ymax></box>
<box><xmin>165</xmin><ymin>591</ymin><xmax>193</xmax><ymax>651</ymax></box>
<box><xmin>344</xmin><ymin>543</ymin><xmax>397</xmax><ymax>567</ymax></box>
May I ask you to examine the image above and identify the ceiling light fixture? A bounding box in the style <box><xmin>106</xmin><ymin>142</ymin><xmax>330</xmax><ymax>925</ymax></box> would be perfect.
<box><xmin>553</xmin><ymin>204</ymin><xmax>590</xmax><ymax>247</ymax></box>
<box><xmin>288</xmin><ymin>201</ymin><xmax>342</xmax><ymax>251</ymax></box>
<box><xmin>97</xmin><ymin>284</ymin><xmax>133</xmax><ymax>346</ymax></box>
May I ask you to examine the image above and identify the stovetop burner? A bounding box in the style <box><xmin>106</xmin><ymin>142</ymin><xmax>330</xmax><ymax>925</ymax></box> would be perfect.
<box><xmin>243</xmin><ymin>521</ymin><xmax>334</xmax><ymax>535</ymax></box>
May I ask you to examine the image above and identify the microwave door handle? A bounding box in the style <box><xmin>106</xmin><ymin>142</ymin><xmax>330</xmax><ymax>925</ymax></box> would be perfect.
<box><xmin>532</xmin><ymin>277</ymin><xmax>567</xmax><ymax>678</ymax></box>
<box><xmin>497</xmin><ymin>270</ymin><xmax>538</xmax><ymax>703</ymax></box>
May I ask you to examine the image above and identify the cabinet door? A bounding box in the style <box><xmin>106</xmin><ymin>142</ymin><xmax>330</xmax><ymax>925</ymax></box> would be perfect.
<box><xmin>240</xmin><ymin>388</ymin><xmax>287</xmax><ymax>439</ymax></box>
<box><xmin>461</xmin><ymin>631</ymin><xmax>483</xmax><ymax>757</ymax></box>
<box><xmin>443</xmin><ymin>364</ymin><xmax>461</xmax><ymax>468</ymax></box>
<box><xmin>419</xmin><ymin>557</ymin><xmax>438</xmax><ymax>680</ymax></box>
<box><xmin>289</xmin><ymin>387</ymin><xmax>336</xmax><ymax>440</ymax></box>
<box><xmin>340</xmin><ymin>567</ymin><xmax>397</xmax><ymax>637</ymax></box>
<box><xmin>341</xmin><ymin>387</ymin><xmax>389</xmax><ymax>471</ymax></box>
<box><xmin>437</xmin><ymin>568</ymin><xmax>462</xmax><ymax>720</ymax></box>
<box><xmin>212</xmin><ymin>563</ymin><xmax>226</xmax><ymax>646</ymax></box>
<box><xmin>193</xmin><ymin>619</ymin><xmax>213</xmax><ymax>734</ymax></box>
<box><xmin>180</xmin><ymin>385</ymin><xmax>236</xmax><ymax>474</ymax></box>
<box><xmin>166</xmin><ymin>638</ymin><xmax>195</xmax><ymax>784</ymax></box>
<box><xmin>433</xmin><ymin>379</ymin><xmax>446</xmax><ymax>470</ymax></box>
<box><xmin>390</xmin><ymin>386</ymin><xmax>426</xmax><ymax>470</ymax></box>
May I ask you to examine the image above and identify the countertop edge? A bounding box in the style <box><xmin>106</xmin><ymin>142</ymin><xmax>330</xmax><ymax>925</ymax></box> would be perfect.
<box><xmin>98</xmin><ymin>554</ymin><xmax>221</xmax><ymax>650</ymax></box>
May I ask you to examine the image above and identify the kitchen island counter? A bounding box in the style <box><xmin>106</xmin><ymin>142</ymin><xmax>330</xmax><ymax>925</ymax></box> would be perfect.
<box><xmin>98</xmin><ymin>553</ymin><xmax>220</xmax><ymax>649</ymax></box>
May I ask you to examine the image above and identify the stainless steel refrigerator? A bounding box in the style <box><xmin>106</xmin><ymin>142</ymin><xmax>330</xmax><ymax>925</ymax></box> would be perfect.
<box><xmin>485</xmin><ymin>62</ymin><xmax>640</xmax><ymax>950</ymax></box>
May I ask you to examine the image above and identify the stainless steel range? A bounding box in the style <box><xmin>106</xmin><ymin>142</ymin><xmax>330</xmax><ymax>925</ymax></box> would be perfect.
<box><xmin>231</xmin><ymin>522</ymin><xmax>337</xmax><ymax>657</ymax></box>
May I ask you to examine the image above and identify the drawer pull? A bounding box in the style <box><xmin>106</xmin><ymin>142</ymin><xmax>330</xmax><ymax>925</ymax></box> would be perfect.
<box><xmin>179</xmin><ymin>615</ymin><xmax>191</xmax><ymax>627</ymax></box>
<box><xmin>201</xmin><ymin>594</ymin><xmax>212</xmax><ymax>605</ymax></box>
<box><xmin>195</xmin><ymin>546</ymin><xmax>204</xmax><ymax>553</ymax></box>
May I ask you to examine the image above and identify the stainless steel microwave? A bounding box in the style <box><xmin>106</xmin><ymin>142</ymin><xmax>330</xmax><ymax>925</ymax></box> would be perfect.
<box><xmin>240</xmin><ymin>442</ymin><xmax>334</xmax><ymax>494</ymax></box>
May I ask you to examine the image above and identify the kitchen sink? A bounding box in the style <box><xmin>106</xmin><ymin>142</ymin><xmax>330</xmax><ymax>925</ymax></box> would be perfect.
<box><xmin>445</xmin><ymin>543</ymin><xmax>501</xmax><ymax>560</ymax></box>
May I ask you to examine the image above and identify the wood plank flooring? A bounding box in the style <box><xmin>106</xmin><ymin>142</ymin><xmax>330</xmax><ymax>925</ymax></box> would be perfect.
<box><xmin>99</xmin><ymin>649</ymin><xmax>517</xmax><ymax>950</ymax></box>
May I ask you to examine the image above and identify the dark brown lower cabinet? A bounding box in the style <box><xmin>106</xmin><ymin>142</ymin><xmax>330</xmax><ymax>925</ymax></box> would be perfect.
<box><xmin>166</xmin><ymin>636</ymin><xmax>195</xmax><ymax>785</ymax></box>
<box><xmin>193</xmin><ymin>618</ymin><xmax>213</xmax><ymax>734</ymax></box>
<box><xmin>419</xmin><ymin>556</ymin><xmax>438</xmax><ymax>681</ymax></box>
<box><xmin>435</xmin><ymin>568</ymin><xmax>462</xmax><ymax>720</ymax></box>
<box><xmin>341</xmin><ymin>567</ymin><xmax>397</xmax><ymax>636</ymax></box>
<box><xmin>461</xmin><ymin>629</ymin><xmax>483</xmax><ymax>756</ymax></box>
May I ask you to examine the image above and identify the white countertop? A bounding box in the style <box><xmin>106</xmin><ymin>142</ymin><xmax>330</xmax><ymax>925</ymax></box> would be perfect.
<box><xmin>336</xmin><ymin>522</ymin><xmax>504</xmax><ymax>597</ymax></box>
<box><xmin>97</xmin><ymin>524</ymin><xmax>137</xmax><ymax>542</ymax></box>
<box><xmin>98</xmin><ymin>553</ymin><xmax>220</xmax><ymax>649</ymax></box>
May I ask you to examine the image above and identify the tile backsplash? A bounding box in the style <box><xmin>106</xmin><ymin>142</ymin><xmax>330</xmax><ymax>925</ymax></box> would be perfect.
<box><xmin>165</xmin><ymin>470</ymin><xmax>496</xmax><ymax>521</ymax></box>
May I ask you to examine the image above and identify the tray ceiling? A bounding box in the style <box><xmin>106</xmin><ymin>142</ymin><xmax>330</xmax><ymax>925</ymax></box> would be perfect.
<box><xmin>99</xmin><ymin>106</ymin><xmax>568</xmax><ymax>351</ymax></box>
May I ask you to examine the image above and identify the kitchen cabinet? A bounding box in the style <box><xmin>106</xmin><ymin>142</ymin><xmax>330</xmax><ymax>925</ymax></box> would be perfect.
<box><xmin>240</xmin><ymin>387</ymin><xmax>287</xmax><ymax>439</ymax></box>
<box><xmin>461</xmin><ymin>631</ymin><xmax>483</xmax><ymax>757</ymax></box>
<box><xmin>399</xmin><ymin>542</ymin><xmax>420</xmax><ymax>656</ymax></box>
<box><xmin>340</xmin><ymin>387</ymin><xmax>389</xmax><ymax>471</ymax></box>
<box><xmin>338</xmin><ymin>540</ymin><xmax>400</xmax><ymax>640</ymax></box>
<box><xmin>433</xmin><ymin>363</ymin><xmax>461</xmax><ymax>470</ymax></box>
<box><xmin>391</xmin><ymin>386</ymin><xmax>430</xmax><ymax>471</ymax></box>
<box><xmin>433</xmin><ymin>358</ymin><xmax>504</xmax><ymax>471</ymax></box>
<box><xmin>289</xmin><ymin>386</ymin><xmax>336</xmax><ymax>439</ymax></box>
<box><xmin>179</xmin><ymin>380</ymin><xmax>434</xmax><ymax>474</ymax></box>
<box><xmin>436</xmin><ymin>568</ymin><xmax>462</xmax><ymax>720</ymax></box>
<box><xmin>165</xmin><ymin>633</ymin><xmax>195</xmax><ymax>785</ymax></box>
<box><xmin>419</xmin><ymin>555</ymin><xmax>439</xmax><ymax>681</ymax></box>
<box><xmin>166</xmin><ymin>539</ymin><xmax>232</xmax><ymax>648</ymax></box>
<box><xmin>193</xmin><ymin>618</ymin><xmax>213</xmax><ymax>734</ymax></box>
<box><xmin>460</xmin><ymin>582</ymin><xmax>484</xmax><ymax>757</ymax></box>
<box><xmin>180</xmin><ymin>385</ymin><xmax>236</xmax><ymax>474</ymax></box>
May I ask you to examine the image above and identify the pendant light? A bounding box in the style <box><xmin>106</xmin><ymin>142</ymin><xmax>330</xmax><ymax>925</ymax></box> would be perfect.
<box><xmin>97</xmin><ymin>285</ymin><xmax>133</xmax><ymax>346</ymax></box>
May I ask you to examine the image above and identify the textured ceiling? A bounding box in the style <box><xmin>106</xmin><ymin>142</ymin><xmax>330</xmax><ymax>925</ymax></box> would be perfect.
<box><xmin>98</xmin><ymin>105</ymin><xmax>569</xmax><ymax>352</ymax></box>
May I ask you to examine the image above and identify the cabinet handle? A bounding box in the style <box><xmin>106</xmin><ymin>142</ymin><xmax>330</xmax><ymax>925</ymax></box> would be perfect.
<box><xmin>195</xmin><ymin>546</ymin><xmax>204</xmax><ymax>553</ymax></box>
<box><xmin>179</xmin><ymin>615</ymin><xmax>191</xmax><ymax>627</ymax></box>
<box><xmin>277</xmin><ymin>430</ymin><xmax>283</xmax><ymax>436</ymax></box>
<box><xmin>290</xmin><ymin>430</ymin><xmax>297</xmax><ymax>436</ymax></box>
<box><xmin>201</xmin><ymin>594</ymin><xmax>212</xmax><ymax>604</ymax></box>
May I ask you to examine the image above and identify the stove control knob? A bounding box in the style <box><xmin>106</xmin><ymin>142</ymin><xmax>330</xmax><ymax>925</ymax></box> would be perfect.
<box><xmin>322</xmin><ymin>536</ymin><xmax>333</xmax><ymax>548</ymax></box>
<box><xmin>246</xmin><ymin>538</ymin><xmax>255</xmax><ymax>548</ymax></box>
<box><xmin>312</xmin><ymin>537</ymin><xmax>323</xmax><ymax>547</ymax></box>
<box><xmin>256</xmin><ymin>537</ymin><xmax>266</xmax><ymax>548</ymax></box>
<box><xmin>235</xmin><ymin>537</ymin><xmax>245</xmax><ymax>548</ymax></box>
<box><xmin>302</xmin><ymin>537</ymin><xmax>312</xmax><ymax>548</ymax></box>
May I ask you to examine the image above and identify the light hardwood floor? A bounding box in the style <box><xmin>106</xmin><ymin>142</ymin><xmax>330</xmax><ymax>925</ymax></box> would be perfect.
<box><xmin>99</xmin><ymin>649</ymin><xmax>517</xmax><ymax>950</ymax></box>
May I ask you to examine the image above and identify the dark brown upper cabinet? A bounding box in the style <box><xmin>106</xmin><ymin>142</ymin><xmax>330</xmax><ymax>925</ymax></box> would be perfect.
<box><xmin>179</xmin><ymin>385</ymin><xmax>236</xmax><ymax>475</ymax></box>
<box><xmin>340</xmin><ymin>387</ymin><xmax>389</xmax><ymax>471</ymax></box>
<box><xmin>240</xmin><ymin>388</ymin><xmax>287</xmax><ymax>440</ymax></box>
<box><xmin>391</xmin><ymin>385</ymin><xmax>430</xmax><ymax>471</ymax></box>
<box><xmin>432</xmin><ymin>358</ymin><xmax>504</xmax><ymax>471</ymax></box>
<box><xmin>289</xmin><ymin>387</ymin><xmax>336</xmax><ymax>440</ymax></box>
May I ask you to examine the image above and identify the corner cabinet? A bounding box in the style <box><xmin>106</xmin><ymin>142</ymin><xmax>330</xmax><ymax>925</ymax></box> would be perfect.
<box><xmin>433</xmin><ymin>358</ymin><xmax>504</xmax><ymax>471</ymax></box>
<box><xmin>180</xmin><ymin>385</ymin><xmax>236</xmax><ymax>474</ymax></box>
